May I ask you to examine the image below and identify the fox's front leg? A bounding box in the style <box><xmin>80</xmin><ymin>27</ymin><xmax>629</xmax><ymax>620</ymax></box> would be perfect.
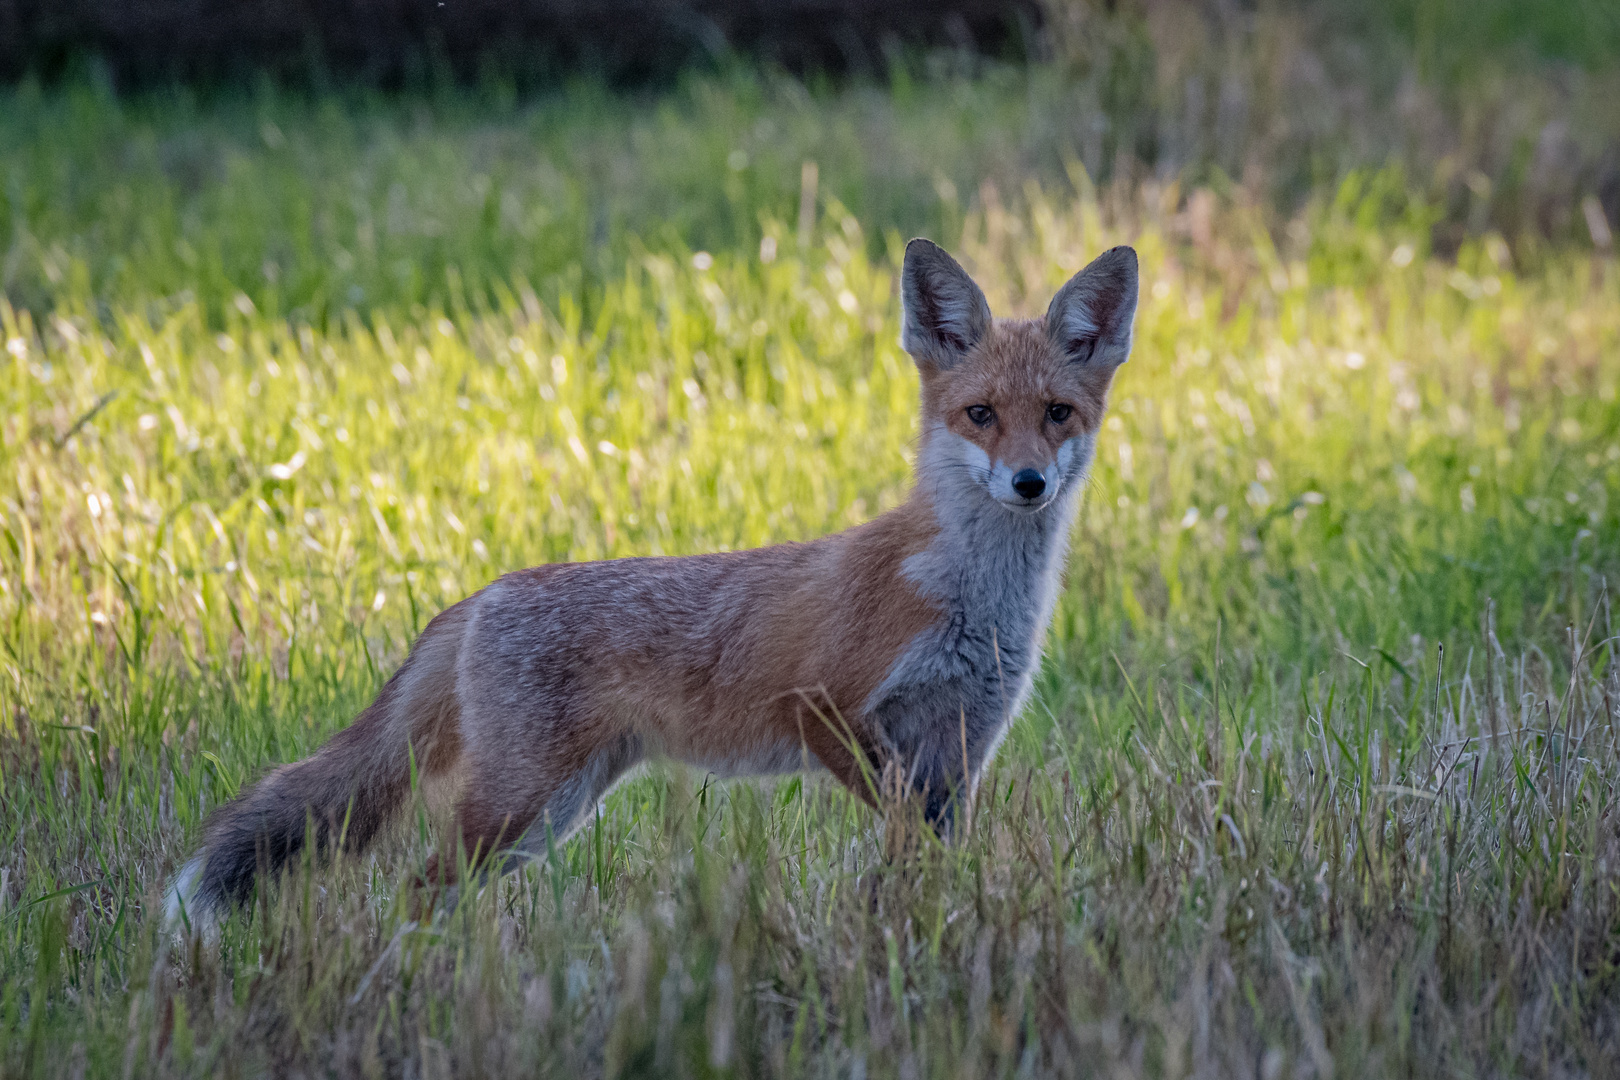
<box><xmin>792</xmin><ymin>699</ymin><xmax>985</xmax><ymax>841</ymax></box>
<box><xmin>914</xmin><ymin>752</ymin><xmax>974</xmax><ymax>839</ymax></box>
<box><xmin>884</xmin><ymin>728</ymin><xmax>986</xmax><ymax>841</ymax></box>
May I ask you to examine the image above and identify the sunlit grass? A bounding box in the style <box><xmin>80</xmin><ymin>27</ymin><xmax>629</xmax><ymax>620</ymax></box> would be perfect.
<box><xmin>2</xmin><ymin>80</ymin><xmax>1619</xmax><ymax>1077</ymax></box>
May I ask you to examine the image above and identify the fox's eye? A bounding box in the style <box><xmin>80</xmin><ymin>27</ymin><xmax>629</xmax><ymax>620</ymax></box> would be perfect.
<box><xmin>965</xmin><ymin>404</ymin><xmax>994</xmax><ymax>427</ymax></box>
<box><xmin>1046</xmin><ymin>403</ymin><xmax>1073</xmax><ymax>424</ymax></box>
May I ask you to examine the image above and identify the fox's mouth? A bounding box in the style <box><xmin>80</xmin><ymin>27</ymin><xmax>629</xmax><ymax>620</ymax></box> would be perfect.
<box><xmin>993</xmin><ymin>485</ymin><xmax>1061</xmax><ymax>513</ymax></box>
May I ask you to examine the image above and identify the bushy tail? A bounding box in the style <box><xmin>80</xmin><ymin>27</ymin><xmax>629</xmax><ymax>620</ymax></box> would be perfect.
<box><xmin>166</xmin><ymin>606</ymin><xmax>467</xmax><ymax>925</ymax></box>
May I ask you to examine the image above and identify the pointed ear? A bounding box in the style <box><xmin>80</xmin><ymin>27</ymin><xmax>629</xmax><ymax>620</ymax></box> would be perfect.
<box><xmin>900</xmin><ymin>238</ymin><xmax>992</xmax><ymax>369</ymax></box>
<box><xmin>1045</xmin><ymin>246</ymin><xmax>1139</xmax><ymax>367</ymax></box>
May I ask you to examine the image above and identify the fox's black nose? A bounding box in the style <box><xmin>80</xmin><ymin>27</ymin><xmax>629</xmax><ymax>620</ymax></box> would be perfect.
<box><xmin>1012</xmin><ymin>469</ymin><xmax>1046</xmax><ymax>500</ymax></box>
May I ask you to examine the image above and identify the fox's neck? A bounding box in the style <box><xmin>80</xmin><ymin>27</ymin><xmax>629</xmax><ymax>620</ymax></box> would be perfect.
<box><xmin>859</xmin><ymin>430</ymin><xmax>1090</xmax><ymax>735</ymax></box>
<box><xmin>901</xmin><ymin>435</ymin><xmax>1084</xmax><ymax>648</ymax></box>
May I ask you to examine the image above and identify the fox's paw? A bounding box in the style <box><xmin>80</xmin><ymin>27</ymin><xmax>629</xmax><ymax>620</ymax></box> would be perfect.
<box><xmin>407</xmin><ymin>859</ymin><xmax>460</xmax><ymax>921</ymax></box>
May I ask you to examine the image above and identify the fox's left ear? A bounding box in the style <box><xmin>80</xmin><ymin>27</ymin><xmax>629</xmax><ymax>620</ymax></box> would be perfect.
<box><xmin>1045</xmin><ymin>246</ymin><xmax>1139</xmax><ymax>367</ymax></box>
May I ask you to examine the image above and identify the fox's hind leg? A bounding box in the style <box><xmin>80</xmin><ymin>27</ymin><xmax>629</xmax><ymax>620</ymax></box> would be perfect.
<box><xmin>422</xmin><ymin>727</ymin><xmax>643</xmax><ymax>902</ymax></box>
<box><xmin>504</xmin><ymin>730</ymin><xmax>644</xmax><ymax>863</ymax></box>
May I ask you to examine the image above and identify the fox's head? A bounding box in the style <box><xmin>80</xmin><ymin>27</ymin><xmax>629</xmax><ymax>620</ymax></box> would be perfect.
<box><xmin>900</xmin><ymin>239</ymin><xmax>1138</xmax><ymax>515</ymax></box>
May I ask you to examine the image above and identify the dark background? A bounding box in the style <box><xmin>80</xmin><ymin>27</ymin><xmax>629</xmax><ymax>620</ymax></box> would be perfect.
<box><xmin>0</xmin><ymin>0</ymin><xmax>1043</xmax><ymax>86</ymax></box>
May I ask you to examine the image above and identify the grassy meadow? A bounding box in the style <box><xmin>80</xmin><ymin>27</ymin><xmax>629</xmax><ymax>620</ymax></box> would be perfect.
<box><xmin>3</xmin><ymin>57</ymin><xmax>1620</xmax><ymax>1078</ymax></box>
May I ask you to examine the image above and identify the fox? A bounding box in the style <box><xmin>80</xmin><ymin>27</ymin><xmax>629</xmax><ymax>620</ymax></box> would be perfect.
<box><xmin>166</xmin><ymin>238</ymin><xmax>1139</xmax><ymax>923</ymax></box>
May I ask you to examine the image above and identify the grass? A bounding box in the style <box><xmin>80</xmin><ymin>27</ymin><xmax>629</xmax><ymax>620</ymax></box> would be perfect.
<box><xmin>2</xmin><ymin>60</ymin><xmax>1620</xmax><ymax>1077</ymax></box>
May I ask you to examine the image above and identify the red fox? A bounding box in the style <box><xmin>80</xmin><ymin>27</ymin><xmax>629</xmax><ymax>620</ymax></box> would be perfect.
<box><xmin>166</xmin><ymin>239</ymin><xmax>1138</xmax><ymax>922</ymax></box>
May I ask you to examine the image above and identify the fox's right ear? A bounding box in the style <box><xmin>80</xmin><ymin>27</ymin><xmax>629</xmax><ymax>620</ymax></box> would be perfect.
<box><xmin>900</xmin><ymin>239</ymin><xmax>991</xmax><ymax>370</ymax></box>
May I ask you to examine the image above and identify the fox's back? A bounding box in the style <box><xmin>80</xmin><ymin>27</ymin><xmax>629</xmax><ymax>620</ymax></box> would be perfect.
<box><xmin>452</xmin><ymin>498</ymin><xmax>942</xmax><ymax>768</ymax></box>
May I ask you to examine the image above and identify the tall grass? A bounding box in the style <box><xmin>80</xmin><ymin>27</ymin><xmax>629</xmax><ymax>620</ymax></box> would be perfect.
<box><xmin>2</xmin><ymin>71</ymin><xmax>1619</xmax><ymax>1076</ymax></box>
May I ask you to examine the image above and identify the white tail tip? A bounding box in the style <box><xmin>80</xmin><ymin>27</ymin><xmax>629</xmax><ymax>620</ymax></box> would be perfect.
<box><xmin>163</xmin><ymin>852</ymin><xmax>212</xmax><ymax>931</ymax></box>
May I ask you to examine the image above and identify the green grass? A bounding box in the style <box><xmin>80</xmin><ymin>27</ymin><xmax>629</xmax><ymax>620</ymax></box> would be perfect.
<box><xmin>3</xmin><ymin>65</ymin><xmax>1620</xmax><ymax>1077</ymax></box>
